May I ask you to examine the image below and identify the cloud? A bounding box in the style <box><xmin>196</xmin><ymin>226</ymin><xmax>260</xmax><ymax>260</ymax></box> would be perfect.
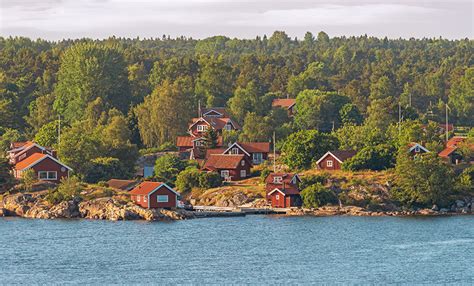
<box><xmin>0</xmin><ymin>0</ymin><xmax>472</xmax><ymax>39</ymax></box>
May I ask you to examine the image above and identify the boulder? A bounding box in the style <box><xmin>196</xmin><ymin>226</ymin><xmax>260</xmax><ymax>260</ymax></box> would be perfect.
<box><xmin>49</xmin><ymin>199</ymin><xmax>81</xmax><ymax>218</ymax></box>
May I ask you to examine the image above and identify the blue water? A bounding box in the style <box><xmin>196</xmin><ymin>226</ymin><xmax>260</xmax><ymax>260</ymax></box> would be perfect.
<box><xmin>1</xmin><ymin>215</ymin><xmax>473</xmax><ymax>284</ymax></box>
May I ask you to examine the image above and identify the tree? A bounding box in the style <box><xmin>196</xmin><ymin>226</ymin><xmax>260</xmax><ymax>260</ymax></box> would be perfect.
<box><xmin>175</xmin><ymin>168</ymin><xmax>222</xmax><ymax>193</ymax></box>
<box><xmin>21</xmin><ymin>169</ymin><xmax>37</xmax><ymax>192</ymax></box>
<box><xmin>154</xmin><ymin>154</ymin><xmax>188</xmax><ymax>186</ymax></box>
<box><xmin>203</xmin><ymin>128</ymin><xmax>218</xmax><ymax>149</ymax></box>
<box><xmin>34</xmin><ymin>120</ymin><xmax>59</xmax><ymax>148</ymax></box>
<box><xmin>135</xmin><ymin>77</ymin><xmax>194</xmax><ymax>148</ymax></box>
<box><xmin>287</xmin><ymin>62</ymin><xmax>329</xmax><ymax>96</ymax></box>
<box><xmin>228</xmin><ymin>81</ymin><xmax>271</xmax><ymax>122</ymax></box>
<box><xmin>84</xmin><ymin>157</ymin><xmax>127</xmax><ymax>183</ymax></box>
<box><xmin>365</xmin><ymin>76</ymin><xmax>396</xmax><ymax>130</ymax></box>
<box><xmin>25</xmin><ymin>94</ymin><xmax>57</xmax><ymax>133</ymax></box>
<box><xmin>195</xmin><ymin>56</ymin><xmax>233</xmax><ymax>106</ymax></box>
<box><xmin>342</xmin><ymin>144</ymin><xmax>396</xmax><ymax>171</ymax></box>
<box><xmin>0</xmin><ymin>128</ymin><xmax>23</xmax><ymax>152</ymax></box>
<box><xmin>334</xmin><ymin>124</ymin><xmax>386</xmax><ymax>151</ymax></box>
<box><xmin>45</xmin><ymin>176</ymin><xmax>83</xmax><ymax>204</ymax></box>
<box><xmin>53</xmin><ymin>43</ymin><xmax>131</xmax><ymax>123</ymax></box>
<box><xmin>300</xmin><ymin>183</ymin><xmax>337</xmax><ymax>208</ymax></box>
<box><xmin>449</xmin><ymin>67</ymin><xmax>473</xmax><ymax>124</ymax></box>
<box><xmin>340</xmin><ymin>103</ymin><xmax>363</xmax><ymax>125</ymax></box>
<box><xmin>0</xmin><ymin>155</ymin><xmax>15</xmax><ymax>192</ymax></box>
<box><xmin>239</xmin><ymin>112</ymin><xmax>273</xmax><ymax>142</ymax></box>
<box><xmin>281</xmin><ymin>130</ymin><xmax>339</xmax><ymax>169</ymax></box>
<box><xmin>294</xmin><ymin>89</ymin><xmax>350</xmax><ymax>131</ymax></box>
<box><xmin>394</xmin><ymin>152</ymin><xmax>454</xmax><ymax>207</ymax></box>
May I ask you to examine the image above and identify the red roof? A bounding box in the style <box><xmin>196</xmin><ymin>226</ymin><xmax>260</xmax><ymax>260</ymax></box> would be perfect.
<box><xmin>176</xmin><ymin>136</ymin><xmax>194</xmax><ymax>147</ymax></box>
<box><xmin>317</xmin><ymin>150</ymin><xmax>357</xmax><ymax>164</ymax></box>
<box><xmin>272</xmin><ymin>98</ymin><xmax>296</xmax><ymax>109</ymax></box>
<box><xmin>203</xmin><ymin>154</ymin><xmax>246</xmax><ymax>170</ymax></box>
<box><xmin>439</xmin><ymin>147</ymin><xmax>457</xmax><ymax>158</ymax></box>
<box><xmin>238</xmin><ymin>142</ymin><xmax>270</xmax><ymax>153</ymax></box>
<box><xmin>201</xmin><ymin>107</ymin><xmax>230</xmax><ymax>117</ymax></box>
<box><xmin>129</xmin><ymin>182</ymin><xmax>165</xmax><ymax>195</ymax></box>
<box><xmin>14</xmin><ymin>153</ymin><xmax>71</xmax><ymax>171</ymax></box>
<box><xmin>190</xmin><ymin>117</ymin><xmax>241</xmax><ymax>131</ymax></box>
<box><xmin>11</xmin><ymin>141</ymin><xmax>28</xmax><ymax>149</ymax></box>
<box><xmin>446</xmin><ymin>136</ymin><xmax>466</xmax><ymax>148</ymax></box>
<box><xmin>205</xmin><ymin>148</ymin><xmax>226</xmax><ymax>159</ymax></box>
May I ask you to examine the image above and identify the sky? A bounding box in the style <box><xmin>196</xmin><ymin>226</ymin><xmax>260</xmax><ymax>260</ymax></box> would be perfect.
<box><xmin>1</xmin><ymin>0</ymin><xmax>472</xmax><ymax>40</ymax></box>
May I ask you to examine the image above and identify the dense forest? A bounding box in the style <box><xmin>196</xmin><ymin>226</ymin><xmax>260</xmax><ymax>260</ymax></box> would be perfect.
<box><xmin>0</xmin><ymin>32</ymin><xmax>473</xmax><ymax>184</ymax></box>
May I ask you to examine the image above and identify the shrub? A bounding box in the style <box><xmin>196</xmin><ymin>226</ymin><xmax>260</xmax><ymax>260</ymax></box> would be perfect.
<box><xmin>154</xmin><ymin>154</ymin><xmax>188</xmax><ymax>186</ymax></box>
<box><xmin>84</xmin><ymin>157</ymin><xmax>127</xmax><ymax>183</ymax></box>
<box><xmin>343</xmin><ymin>144</ymin><xmax>396</xmax><ymax>171</ymax></box>
<box><xmin>22</xmin><ymin>169</ymin><xmax>38</xmax><ymax>192</ymax></box>
<box><xmin>176</xmin><ymin>168</ymin><xmax>222</xmax><ymax>193</ymax></box>
<box><xmin>260</xmin><ymin>168</ymin><xmax>271</xmax><ymax>183</ymax></box>
<box><xmin>45</xmin><ymin>176</ymin><xmax>83</xmax><ymax>204</ymax></box>
<box><xmin>300</xmin><ymin>174</ymin><xmax>329</xmax><ymax>190</ymax></box>
<box><xmin>300</xmin><ymin>183</ymin><xmax>338</xmax><ymax>208</ymax></box>
<box><xmin>199</xmin><ymin>171</ymin><xmax>222</xmax><ymax>189</ymax></box>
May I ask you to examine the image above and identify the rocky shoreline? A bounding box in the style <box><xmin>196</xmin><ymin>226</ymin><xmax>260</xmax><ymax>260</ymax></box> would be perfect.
<box><xmin>0</xmin><ymin>193</ymin><xmax>195</xmax><ymax>221</ymax></box>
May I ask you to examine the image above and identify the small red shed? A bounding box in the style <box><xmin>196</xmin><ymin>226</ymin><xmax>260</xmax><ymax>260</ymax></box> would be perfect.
<box><xmin>316</xmin><ymin>150</ymin><xmax>357</xmax><ymax>171</ymax></box>
<box><xmin>129</xmin><ymin>182</ymin><xmax>180</xmax><ymax>209</ymax></box>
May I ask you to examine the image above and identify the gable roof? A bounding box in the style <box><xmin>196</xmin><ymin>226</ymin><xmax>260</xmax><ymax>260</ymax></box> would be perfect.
<box><xmin>205</xmin><ymin>148</ymin><xmax>226</xmax><ymax>159</ymax></box>
<box><xmin>272</xmin><ymin>98</ymin><xmax>296</xmax><ymax>109</ymax></box>
<box><xmin>223</xmin><ymin>142</ymin><xmax>251</xmax><ymax>156</ymax></box>
<box><xmin>438</xmin><ymin>147</ymin><xmax>457</xmax><ymax>158</ymax></box>
<box><xmin>265</xmin><ymin>173</ymin><xmax>301</xmax><ymax>185</ymax></box>
<box><xmin>203</xmin><ymin>154</ymin><xmax>247</xmax><ymax>170</ymax></box>
<box><xmin>107</xmin><ymin>179</ymin><xmax>138</xmax><ymax>191</ymax></box>
<box><xmin>446</xmin><ymin>136</ymin><xmax>467</xmax><ymax>148</ymax></box>
<box><xmin>129</xmin><ymin>181</ymin><xmax>179</xmax><ymax>196</ymax></box>
<box><xmin>408</xmin><ymin>143</ymin><xmax>430</xmax><ymax>153</ymax></box>
<box><xmin>176</xmin><ymin>136</ymin><xmax>195</xmax><ymax>147</ymax></box>
<box><xmin>268</xmin><ymin>186</ymin><xmax>300</xmax><ymax>196</ymax></box>
<box><xmin>238</xmin><ymin>142</ymin><xmax>271</xmax><ymax>153</ymax></box>
<box><xmin>14</xmin><ymin>153</ymin><xmax>72</xmax><ymax>171</ymax></box>
<box><xmin>201</xmin><ymin>107</ymin><xmax>229</xmax><ymax>117</ymax></box>
<box><xmin>10</xmin><ymin>141</ymin><xmax>28</xmax><ymax>149</ymax></box>
<box><xmin>316</xmin><ymin>150</ymin><xmax>357</xmax><ymax>164</ymax></box>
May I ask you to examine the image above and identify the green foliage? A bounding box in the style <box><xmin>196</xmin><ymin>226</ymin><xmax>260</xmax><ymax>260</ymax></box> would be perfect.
<box><xmin>300</xmin><ymin>174</ymin><xmax>329</xmax><ymax>190</ymax></box>
<box><xmin>34</xmin><ymin>120</ymin><xmax>58</xmax><ymax>147</ymax></box>
<box><xmin>334</xmin><ymin>124</ymin><xmax>385</xmax><ymax>151</ymax></box>
<box><xmin>300</xmin><ymin>183</ymin><xmax>337</xmax><ymax>208</ymax></box>
<box><xmin>394</xmin><ymin>152</ymin><xmax>454</xmax><ymax>207</ymax></box>
<box><xmin>175</xmin><ymin>167</ymin><xmax>222</xmax><ymax>193</ymax></box>
<box><xmin>281</xmin><ymin>130</ymin><xmax>339</xmax><ymax>169</ymax></box>
<box><xmin>222</xmin><ymin>129</ymin><xmax>240</xmax><ymax>146</ymax></box>
<box><xmin>0</xmin><ymin>155</ymin><xmax>15</xmax><ymax>192</ymax></box>
<box><xmin>449</xmin><ymin>67</ymin><xmax>473</xmax><ymax>125</ymax></box>
<box><xmin>154</xmin><ymin>154</ymin><xmax>189</xmax><ymax>186</ymax></box>
<box><xmin>21</xmin><ymin>169</ymin><xmax>37</xmax><ymax>192</ymax></box>
<box><xmin>455</xmin><ymin>165</ymin><xmax>474</xmax><ymax>193</ymax></box>
<box><xmin>84</xmin><ymin>157</ymin><xmax>127</xmax><ymax>183</ymax></box>
<box><xmin>287</xmin><ymin>62</ymin><xmax>329</xmax><ymax>96</ymax></box>
<box><xmin>343</xmin><ymin>144</ymin><xmax>396</xmax><ymax>171</ymax></box>
<box><xmin>0</xmin><ymin>128</ymin><xmax>23</xmax><ymax>152</ymax></box>
<box><xmin>294</xmin><ymin>89</ymin><xmax>350</xmax><ymax>131</ymax></box>
<box><xmin>203</xmin><ymin>128</ymin><xmax>218</xmax><ymax>149</ymax></box>
<box><xmin>53</xmin><ymin>43</ymin><xmax>131</xmax><ymax>123</ymax></box>
<box><xmin>45</xmin><ymin>176</ymin><xmax>83</xmax><ymax>204</ymax></box>
<box><xmin>340</xmin><ymin>103</ymin><xmax>363</xmax><ymax>125</ymax></box>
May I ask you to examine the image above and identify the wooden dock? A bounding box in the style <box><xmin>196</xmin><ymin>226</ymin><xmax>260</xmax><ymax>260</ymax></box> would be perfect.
<box><xmin>192</xmin><ymin>206</ymin><xmax>290</xmax><ymax>216</ymax></box>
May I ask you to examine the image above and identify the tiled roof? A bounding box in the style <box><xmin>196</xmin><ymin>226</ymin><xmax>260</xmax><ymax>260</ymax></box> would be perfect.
<box><xmin>203</xmin><ymin>154</ymin><xmax>245</xmax><ymax>170</ymax></box>
<box><xmin>201</xmin><ymin>107</ymin><xmax>229</xmax><ymax>117</ymax></box>
<box><xmin>190</xmin><ymin>117</ymin><xmax>241</xmax><ymax>131</ymax></box>
<box><xmin>129</xmin><ymin>182</ymin><xmax>165</xmax><ymax>195</ymax></box>
<box><xmin>107</xmin><ymin>179</ymin><xmax>138</xmax><ymax>191</ymax></box>
<box><xmin>272</xmin><ymin>98</ymin><xmax>296</xmax><ymax>109</ymax></box>
<box><xmin>271</xmin><ymin>185</ymin><xmax>300</xmax><ymax>196</ymax></box>
<box><xmin>11</xmin><ymin>141</ymin><xmax>28</xmax><ymax>149</ymax></box>
<box><xmin>205</xmin><ymin>148</ymin><xmax>226</xmax><ymax>159</ymax></box>
<box><xmin>438</xmin><ymin>147</ymin><xmax>457</xmax><ymax>158</ymax></box>
<box><xmin>14</xmin><ymin>153</ymin><xmax>47</xmax><ymax>170</ymax></box>
<box><xmin>446</xmin><ymin>136</ymin><xmax>466</xmax><ymax>148</ymax></box>
<box><xmin>176</xmin><ymin>136</ymin><xmax>194</xmax><ymax>147</ymax></box>
<box><xmin>239</xmin><ymin>142</ymin><xmax>270</xmax><ymax>153</ymax></box>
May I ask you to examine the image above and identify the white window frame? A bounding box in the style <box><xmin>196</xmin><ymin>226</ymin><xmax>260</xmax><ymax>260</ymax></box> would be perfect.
<box><xmin>327</xmin><ymin>160</ymin><xmax>333</xmax><ymax>167</ymax></box>
<box><xmin>221</xmin><ymin>170</ymin><xmax>230</xmax><ymax>178</ymax></box>
<box><xmin>273</xmin><ymin>177</ymin><xmax>283</xmax><ymax>184</ymax></box>
<box><xmin>38</xmin><ymin>171</ymin><xmax>57</xmax><ymax>180</ymax></box>
<box><xmin>252</xmin><ymin>153</ymin><xmax>263</xmax><ymax>164</ymax></box>
<box><xmin>241</xmin><ymin>160</ymin><xmax>245</xmax><ymax>166</ymax></box>
<box><xmin>240</xmin><ymin>170</ymin><xmax>246</xmax><ymax>178</ymax></box>
<box><xmin>194</xmin><ymin>140</ymin><xmax>204</xmax><ymax>147</ymax></box>
<box><xmin>143</xmin><ymin>196</ymin><xmax>147</xmax><ymax>203</ymax></box>
<box><xmin>231</xmin><ymin>148</ymin><xmax>239</xmax><ymax>154</ymax></box>
<box><xmin>224</xmin><ymin>124</ymin><xmax>232</xmax><ymax>131</ymax></box>
<box><xmin>197</xmin><ymin>125</ymin><xmax>208</xmax><ymax>132</ymax></box>
<box><xmin>275</xmin><ymin>194</ymin><xmax>279</xmax><ymax>200</ymax></box>
<box><xmin>157</xmin><ymin>195</ymin><xmax>169</xmax><ymax>203</ymax></box>
<box><xmin>137</xmin><ymin>195</ymin><xmax>141</xmax><ymax>202</ymax></box>
<box><xmin>415</xmin><ymin>146</ymin><xmax>420</xmax><ymax>153</ymax></box>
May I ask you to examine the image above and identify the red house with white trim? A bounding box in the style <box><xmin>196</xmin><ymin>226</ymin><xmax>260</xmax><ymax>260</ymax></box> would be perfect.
<box><xmin>129</xmin><ymin>182</ymin><xmax>180</xmax><ymax>209</ymax></box>
<box><xmin>265</xmin><ymin>173</ymin><xmax>302</xmax><ymax>208</ymax></box>
<box><xmin>13</xmin><ymin>153</ymin><xmax>72</xmax><ymax>183</ymax></box>
<box><xmin>316</xmin><ymin>150</ymin><xmax>357</xmax><ymax>170</ymax></box>
<box><xmin>222</xmin><ymin>142</ymin><xmax>270</xmax><ymax>165</ymax></box>
<box><xmin>8</xmin><ymin>141</ymin><xmax>55</xmax><ymax>165</ymax></box>
<box><xmin>202</xmin><ymin>154</ymin><xmax>251</xmax><ymax>181</ymax></box>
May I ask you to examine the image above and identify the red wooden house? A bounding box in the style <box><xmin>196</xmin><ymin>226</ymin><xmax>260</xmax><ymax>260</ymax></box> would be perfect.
<box><xmin>176</xmin><ymin>136</ymin><xmax>223</xmax><ymax>160</ymax></box>
<box><xmin>129</xmin><ymin>182</ymin><xmax>180</xmax><ymax>209</ymax></box>
<box><xmin>316</xmin><ymin>150</ymin><xmax>357</xmax><ymax>171</ymax></box>
<box><xmin>13</xmin><ymin>153</ymin><xmax>72</xmax><ymax>183</ymax></box>
<box><xmin>265</xmin><ymin>173</ymin><xmax>302</xmax><ymax>208</ymax></box>
<box><xmin>202</xmin><ymin>154</ymin><xmax>251</xmax><ymax>181</ymax></box>
<box><xmin>272</xmin><ymin>98</ymin><xmax>296</xmax><ymax>117</ymax></box>
<box><xmin>8</xmin><ymin>141</ymin><xmax>55</xmax><ymax>165</ymax></box>
<box><xmin>188</xmin><ymin>117</ymin><xmax>240</xmax><ymax>137</ymax></box>
<box><xmin>439</xmin><ymin>136</ymin><xmax>473</xmax><ymax>164</ymax></box>
<box><xmin>222</xmin><ymin>142</ymin><xmax>270</xmax><ymax>165</ymax></box>
<box><xmin>407</xmin><ymin>143</ymin><xmax>430</xmax><ymax>156</ymax></box>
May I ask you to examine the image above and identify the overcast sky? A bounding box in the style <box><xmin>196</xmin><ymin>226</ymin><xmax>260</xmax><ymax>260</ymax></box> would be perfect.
<box><xmin>1</xmin><ymin>0</ymin><xmax>472</xmax><ymax>40</ymax></box>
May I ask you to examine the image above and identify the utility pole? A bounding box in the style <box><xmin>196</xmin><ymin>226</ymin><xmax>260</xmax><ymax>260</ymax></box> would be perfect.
<box><xmin>398</xmin><ymin>102</ymin><xmax>401</xmax><ymax>135</ymax></box>
<box><xmin>57</xmin><ymin>115</ymin><xmax>61</xmax><ymax>158</ymax></box>
<box><xmin>198</xmin><ymin>100</ymin><xmax>201</xmax><ymax>117</ymax></box>
<box><xmin>445</xmin><ymin>103</ymin><xmax>450</xmax><ymax>142</ymax></box>
<box><xmin>273</xmin><ymin>131</ymin><xmax>276</xmax><ymax>173</ymax></box>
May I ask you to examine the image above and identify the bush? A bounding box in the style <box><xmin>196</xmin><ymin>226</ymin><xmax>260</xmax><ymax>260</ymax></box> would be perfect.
<box><xmin>300</xmin><ymin>174</ymin><xmax>329</xmax><ymax>190</ymax></box>
<box><xmin>45</xmin><ymin>176</ymin><xmax>83</xmax><ymax>204</ymax></box>
<box><xmin>300</xmin><ymin>183</ymin><xmax>338</xmax><ymax>208</ymax></box>
<box><xmin>139</xmin><ymin>142</ymin><xmax>177</xmax><ymax>156</ymax></box>
<box><xmin>154</xmin><ymin>154</ymin><xmax>188</xmax><ymax>186</ymax></box>
<box><xmin>84</xmin><ymin>157</ymin><xmax>127</xmax><ymax>183</ymax></box>
<box><xmin>22</xmin><ymin>169</ymin><xmax>38</xmax><ymax>192</ymax></box>
<box><xmin>343</xmin><ymin>144</ymin><xmax>396</xmax><ymax>171</ymax></box>
<box><xmin>455</xmin><ymin>165</ymin><xmax>474</xmax><ymax>193</ymax></box>
<box><xmin>260</xmin><ymin>168</ymin><xmax>271</xmax><ymax>183</ymax></box>
<box><xmin>176</xmin><ymin>168</ymin><xmax>222</xmax><ymax>193</ymax></box>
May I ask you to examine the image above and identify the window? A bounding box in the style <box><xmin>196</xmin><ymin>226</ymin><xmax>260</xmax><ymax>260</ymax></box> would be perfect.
<box><xmin>241</xmin><ymin>160</ymin><xmax>245</xmax><ymax>166</ymax></box>
<box><xmin>143</xmin><ymin>196</ymin><xmax>147</xmax><ymax>203</ymax></box>
<box><xmin>415</xmin><ymin>146</ymin><xmax>420</xmax><ymax>152</ymax></box>
<box><xmin>38</xmin><ymin>171</ymin><xmax>57</xmax><ymax>180</ymax></box>
<box><xmin>240</xmin><ymin>170</ymin><xmax>246</xmax><ymax>178</ymax></box>
<box><xmin>327</xmin><ymin>160</ymin><xmax>333</xmax><ymax>167</ymax></box>
<box><xmin>275</xmin><ymin>195</ymin><xmax>279</xmax><ymax>200</ymax></box>
<box><xmin>157</xmin><ymin>195</ymin><xmax>169</xmax><ymax>203</ymax></box>
<box><xmin>197</xmin><ymin>125</ymin><xmax>208</xmax><ymax>132</ymax></box>
<box><xmin>231</xmin><ymin>148</ymin><xmax>239</xmax><ymax>154</ymax></box>
<box><xmin>252</xmin><ymin>153</ymin><xmax>263</xmax><ymax>164</ymax></box>
<box><xmin>224</xmin><ymin>124</ymin><xmax>232</xmax><ymax>131</ymax></box>
<box><xmin>137</xmin><ymin>195</ymin><xmax>141</xmax><ymax>202</ymax></box>
<box><xmin>221</xmin><ymin>170</ymin><xmax>230</xmax><ymax>178</ymax></box>
<box><xmin>194</xmin><ymin>140</ymin><xmax>204</xmax><ymax>147</ymax></box>
<box><xmin>273</xmin><ymin>176</ymin><xmax>283</xmax><ymax>184</ymax></box>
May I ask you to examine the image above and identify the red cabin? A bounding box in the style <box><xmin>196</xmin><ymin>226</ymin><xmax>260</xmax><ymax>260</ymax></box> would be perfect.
<box><xmin>202</xmin><ymin>154</ymin><xmax>251</xmax><ymax>181</ymax></box>
<box><xmin>129</xmin><ymin>182</ymin><xmax>180</xmax><ymax>209</ymax></box>
<box><xmin>272</xmin><ymin>98</ymin><xmax>296</xmax><ymax>117</ymax></box>
<box><xmin>265</xmin><ymin>173</ymin><xmax>302</xmax><ymax>208</ymax></box>
<box><xmin>316</xmin><ymin>150</ymin><xmax>357</xmax><ymax>171</ymax></box>
<box><xmin>13</xmin><ymin>153</ymin><xmax>72</xmax><ymax>183</ymax></box>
